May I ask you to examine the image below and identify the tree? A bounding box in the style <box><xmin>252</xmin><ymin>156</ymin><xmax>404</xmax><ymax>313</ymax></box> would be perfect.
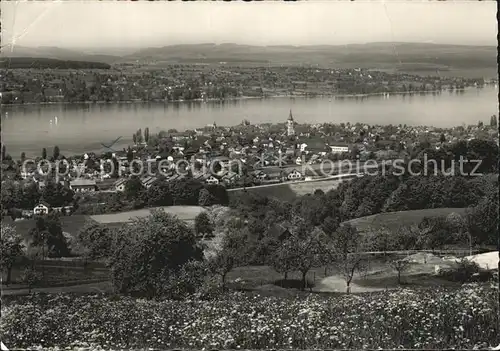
<box><xmin>124</xmin><ymin>176</ymin><xmax>145</xmax><ymax>200</ymax></box>
<box><xmin>439</xmin><ymin>133</ymin><xmax>446</xmax><ymax>143</ymax></box>
<box><xmin>272</xmin><ymin>240</ymin><xmax>295</xmax><ymax>281</ymax></box>
<box><xmin>194</xmin><ymin>211</ymin><xmax>213</xmax><ymax>237</ymax></box>
<box><xmin>75</xmin><ymin>221</ymin><xmax>113</xmax><ymax>261</ymax></box>
<box><xmin>146</xmin><ymin>179</ymin><xmax>173</xmax><ymax>206</ymax></box>
<box><xmin>144</xmin><ymin>127</ymin><xmax>150</xmax><ymax>144</ymax></box>
<box><xmin>126</xmin><ymin>147</ymin><xmax>134</xmax><ymax>163</ymax></box>
<box><xmin>390</xmin><ymin>259</ymin><xmax>411</xmax><ymax>284</ymax></box>
<box><xmin>393</xmin><ymin>224</ymin><xmax>422</xmax><ymax>251</ymax></box>
<box><xmin>1</xmin><ymin>144</ymin><xmax>6</xmax><ymax>161</ymax></box>
<box><xmin>41</xmin><ymin>179</ymin><xmax>74</xmax><ymax>207</ymax></box>
<box><xmin>209</xmin><ymin>229</ymin><xmax>247</xmax><ymax>289</ymax></box>
<box><xmin>287</xmin><ymin>221</ymin><xmax>325</xmax><ymax>290</ymax></box>
<box><xmin>418</xmin><ymin>216</ymin><xmax>454</xmax><ymax>251</ymax></box>
<box><xmin>327</xmin><ymin>223</ymin><xmax>367</xmax><ymax>293</ymax></box>
<box><xmin>21</xmin><ymin>267</ymin><xmax>42</xmax><ymax>294</ymax></box>
<box><xmin>205</xmin><ymin>184</ymin><xmax>229</xmax><ymax>206</ymax></box>
<box><xmin>109</xmin><ymin>210</ymin><xmax>204</xmax><ymax>297</ymax></box>
<box><xmin>132</xmin><ymin>133</ymin><xmax>137</xmax><ymax>145</ymax></box>
<box><xmin>313</xmin><ymin>189</ymin><xmax>325</xmax><ymax>196</ymax></box>
<box><xmin>198</xmin><ymin>188</ymin><xmax>216</xmax><ymax>206</ymax></box>
<box><xmin>42</xmin><ymin>148</ymin><xmax>47</xmax><ymax>160</ymax></box>
<box><xmin>490</xmin><ymin>115</ymin><xmax>497</xmax><ymax>127</ymax></box>
<box><xmin>446</xmin><ymin>212</ymin><xmax>470</xmax><ymax>255</ymax></box>
<box><xmin>53</xmin><ymin>145</ymin><xmax>60</xmax><ymax>160</ymax></box>
<box><xmin>30</xmin><ymin>213</ymin><xmax>70</xmax><ymax>258</ymax></box>
<box><xmin>466</xmin><ymin>191</ymin><xmax>498</xmax><ymax>246</ymax></box>
<box><xmin>1</xmin><ymin>224</ymin><xmax>24</xmax><ymax>285</ymax></box>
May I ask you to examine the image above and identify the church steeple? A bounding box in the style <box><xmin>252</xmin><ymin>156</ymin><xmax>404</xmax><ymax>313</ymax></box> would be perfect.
<box><xmin>287</xmin><ymin>109</ymin><xmax>295</xmax><ymax>136</ymax></box>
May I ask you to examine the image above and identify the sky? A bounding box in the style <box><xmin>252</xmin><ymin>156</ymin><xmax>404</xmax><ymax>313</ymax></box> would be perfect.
<box><xmin>1</xmin><ymin>1</ymin><xmax>497</xmax><ymax>51</ymax></box>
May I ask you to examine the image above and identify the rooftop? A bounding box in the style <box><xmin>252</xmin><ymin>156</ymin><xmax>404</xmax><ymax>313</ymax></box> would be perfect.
<box><xmin>70</xmin><ymin>179</ymin><xmax>96</xmax><ymax>186</ymax></box>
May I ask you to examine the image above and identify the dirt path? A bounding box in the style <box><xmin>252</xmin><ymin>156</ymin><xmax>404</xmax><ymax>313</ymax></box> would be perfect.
<box><xmin>314</xmin><ymin>274</ymin><xmax>394</xmax><ymax>293</ymax></box>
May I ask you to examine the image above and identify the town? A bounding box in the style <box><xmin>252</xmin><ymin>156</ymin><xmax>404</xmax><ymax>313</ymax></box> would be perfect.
<box><xmin>1</xmin><ymin>1</ymin><xmax>499</xmax><ymax>350</ymax></box>
<box><xmin>0</xmin><ymin>64</ymin><xmax>495</xmax><ymax>104</ymax></box>
<box><xmin>1</xmin><ymin>111</ymin><xmax>498</xmax><ymax>219</ymax></box>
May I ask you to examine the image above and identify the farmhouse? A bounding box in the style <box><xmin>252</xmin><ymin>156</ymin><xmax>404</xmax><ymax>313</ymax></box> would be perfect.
<box><xmin>222</xmin><ymin>172</ymin><xmax>240</xmax><ymax>186</ymax></box>
<box><xmin>69</xmin><ymin>179</ymin><xmax>97</xmax><ymax>193</ymax></box>
<box><xmin>285</xmin><ymin>169</ymin><xmax>302</xmax><ymax>181</ymax></box>
<box><xmin>33</xmin><ymin>201</ymin><xmax>51</xmax><ymax>215</ymax></box>
<box><xmin>206</xmin><ymin>175</ymin><xmax>220</xmax><ymax>185</ymax></box>
<box><xmin>113</xmin><ymin>178</ymin><xmax>127</xmax><ymax>192</ymax></box>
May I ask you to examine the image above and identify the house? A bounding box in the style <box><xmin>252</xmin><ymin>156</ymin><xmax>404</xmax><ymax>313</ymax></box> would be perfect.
<box><xmin>206</xmin><ymin>175</ymin><xmax>220</xmax><ymax>185</ymax></box>
<box><xmin>21</xmin><ymin>210</ymin><xmax>33</xmax><ymax>219</ymax></box>
<box><xmin>167</xmin><ymin>173</ymin><xmax>186</xmax><ymax>182</ymax></box>
<box><xmin>140</xmin><ymin>175</ymin><xmax>156</xmax><ymax>189</ymax></box>
<box><xmin>285</xmin><ymin>169</ymin><xmax>302</xmax><ymax>181</ymax></box>
<box><xmin>330</xmin><ymin>145</ymin><xmax>349</xmax><ymax>154</ymax></box>
<box><xmin>20</xmin><ymin>170</ymin><xmax>35</xmax><ymax>179</ymax></box>
<box><xmin>221</xmin><ymin>172</ymin><xmax>240</xmax><ymax>186</ymax></box>
<box><xmin>211</xmin><ymin>156</ymin><xmax>231</xmax><ymax>169</ymax></box>
<box><xmin>52</xmin><ymin>205</ymin><xmax>74</xmax><ymax>215</ymax></box>
<box><xmin>266</xmin><ymin>221</ymin><xmax>293</xmax><ymax>242</ymax></box>
<box><xmin>251</xmin><ymin>170</ymin><xmax>268</xmax><ymax>181</ymax></box>
<box><xmin>113</xmin><ymin>178</ymin><xmax>127</xmax><ymax>192</ymax></box>
<box><xmin>69</xmin><ymin>179</ymin><xmax>97</xmax><ymax>193</ymax></box>
<box><xmin>33</xmin><ymin>201</ymin><xmax>51</xmax><ymax>216</ymax></box>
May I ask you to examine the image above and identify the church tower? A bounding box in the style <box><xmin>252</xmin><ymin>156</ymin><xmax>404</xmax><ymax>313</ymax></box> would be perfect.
<box><xmin>287</xmin><ymin>109</ymin><xmax>295</xmax><ymax>136</ymax></box>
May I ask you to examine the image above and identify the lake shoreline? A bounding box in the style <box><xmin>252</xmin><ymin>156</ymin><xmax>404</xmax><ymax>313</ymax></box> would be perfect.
<box><xmin>2</xmin><ymin>86</ymin><xmax>496</xmax><ymax>158</ymax></box>
<box><xmin>0</xmin><ymin>88</ymin><xmax>476</xmax><ymax>108</ymax></box>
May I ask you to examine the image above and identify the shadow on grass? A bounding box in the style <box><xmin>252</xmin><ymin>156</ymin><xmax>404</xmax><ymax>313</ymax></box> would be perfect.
<box><xmin>273</xmin><ymin>278</ymin><xmax>315</xmax><ymax>290</ymax></box>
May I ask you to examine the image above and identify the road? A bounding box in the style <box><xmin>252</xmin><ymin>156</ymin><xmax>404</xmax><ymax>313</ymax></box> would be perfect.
<box><xmin>257</xmin><ymin>159</ymin><xmax>393</xmax><ymax>176</ymax></box>
<box><xmin>228</xmin><ymin>171</ymin><xmax>364</xmax><ymax>192</ymax></box>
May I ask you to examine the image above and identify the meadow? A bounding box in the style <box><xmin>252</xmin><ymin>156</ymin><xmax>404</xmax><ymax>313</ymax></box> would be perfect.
<box><xmin>1</xmin><ymin>283</ymin><xmax>498</xmax><ymax>350</ymax></box>
<box><xmin>90</xmin><ymin>205</ymin><xmax>205</xmax><ymax>225</ymax></box>
<box><xmin>229</xmin><ymin>178</ymin><xmax>345</xmax><ymax>202</ymax></box>
<box><xmin>3</xmin><ymin>215</ymin><xmax>91</xmax><ymax>242</ymax></box>
<box><xmin>343</xmin><ymin>207</ymin><xmax>468</xmax><ymax>234</ymax></box>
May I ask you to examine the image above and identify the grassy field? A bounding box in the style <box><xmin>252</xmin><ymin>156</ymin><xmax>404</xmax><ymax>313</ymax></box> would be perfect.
<box><xmin>2</xmin><ymin>206</ymin><xmax>208</xmax><ymax>248</ymax></box>
<box><xmin>229</xmin><ymin>178</ymin><xmax>346</xmax><ymax>202</ymax></box>
<box><xmin>2</xmin><ymin>215</ymin><xmax>92</xmax><ymax>242</ymax></box>
<box><xmin>343</xmin><ymin>207</ymin><xmax>468</xmax><ymax>234</ymax></box>
<box><xmin>90</xmin><ymin>205</ymin><xmax>206</xmax><ymax>224</ymax></box>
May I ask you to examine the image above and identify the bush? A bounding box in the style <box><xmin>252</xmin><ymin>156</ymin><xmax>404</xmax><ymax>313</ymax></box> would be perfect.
<box><xmin>109</xmin><ymin>209</ymin><xmax>204</xmax><ymax>297</ymax></box>
<box><xmin>438</xmin><ymin>258</ymin><xmax>482</xmax><ymax>283</ymax></box>
<box><xmin>158</xmin><ymin>260</ymin><xmax>209</xmax><ymax>300</ymax></box>
<box><xmin>20</xmin><ymin>267</ymin><xmax>42</xmax><ymax>292</ymax></box>
<box><xmin>194</xmin><ymin>211</ymin><xmax>213</xmax><ymax>238</ymax></box>
<box><xmin>75</xmin><ymin>221</ymin><xmax>113</xmax><ymax>260</ymax></box>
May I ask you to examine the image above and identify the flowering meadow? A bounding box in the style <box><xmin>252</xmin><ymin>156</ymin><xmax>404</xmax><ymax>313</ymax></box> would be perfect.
<box><xmin>1</xmin><ymin>283</ymin><xmax>498</xmax><ymax>350</ymax></box>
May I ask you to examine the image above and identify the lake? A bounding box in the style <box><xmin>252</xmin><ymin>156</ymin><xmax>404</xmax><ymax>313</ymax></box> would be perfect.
<box><xmin>1</xmin><ymin>87</ymin><xmax>497</xmax><ymax>157</ymax></box>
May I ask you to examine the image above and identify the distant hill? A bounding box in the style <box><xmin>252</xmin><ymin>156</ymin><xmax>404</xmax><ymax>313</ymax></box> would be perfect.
<box><xmin>0</xmin><ymin>57</ymin><xmax>111</xmax><ymax>69</ymax></box>
<box><xmin>0</xmin><ymin>45</ymin><xmax>120</xmax><ymax>64</ymax></box>
<box><xmin>1</xmin><ymin>43</ymin><xmax>496</xmax><ymax>77</ymax></box>
<box><xmin>124</xmin><ymin>42</ymin><xmax>497</xmax><ymax>72</ymax></box>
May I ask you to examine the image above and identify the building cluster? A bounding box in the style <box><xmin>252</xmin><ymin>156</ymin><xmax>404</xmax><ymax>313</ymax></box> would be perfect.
<box><xmin>4</xmin><ymin>111</ymin><xmax>498</xmax><ymax>213</ymax></box>
<box><xmin>1</xmin><ymin>65</ymin><xmax>492</xmax><ymax>104</ymax></box>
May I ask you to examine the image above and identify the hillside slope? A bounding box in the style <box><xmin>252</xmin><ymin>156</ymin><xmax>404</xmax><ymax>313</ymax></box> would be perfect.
<box><xmin>342</xmin><ymin>208</ymin><xmax>468</xmax><ymax>233</ymax></box>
